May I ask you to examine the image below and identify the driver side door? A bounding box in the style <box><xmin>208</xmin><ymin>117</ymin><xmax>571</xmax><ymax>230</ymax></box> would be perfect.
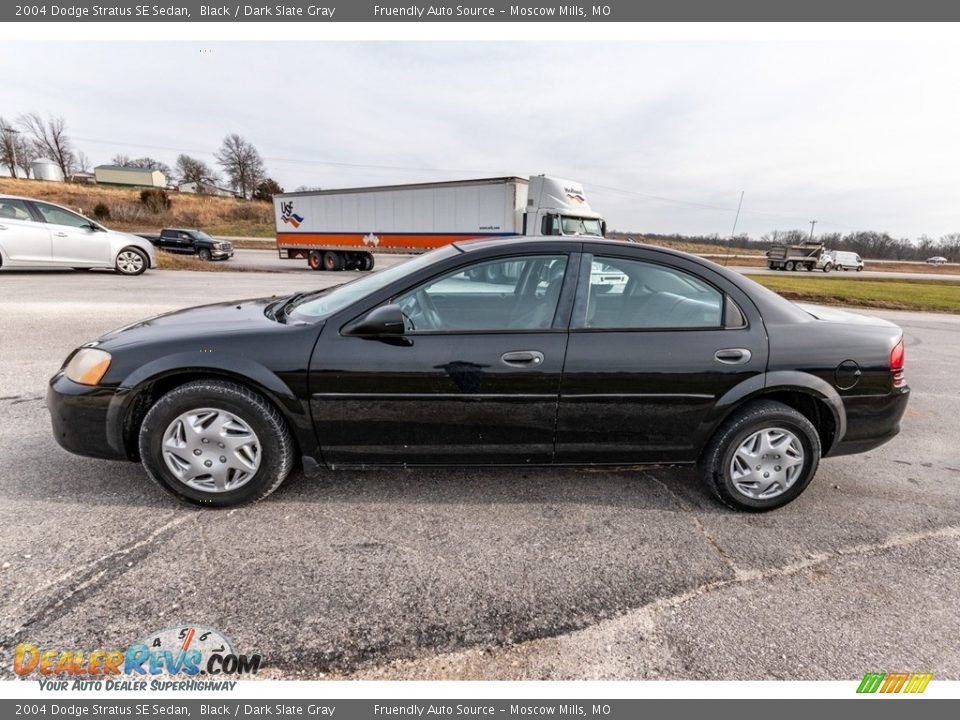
<box><xmin>309</xmin><ymin>252</ymin><xmax>578</xmax><ymax>466</ymax></box>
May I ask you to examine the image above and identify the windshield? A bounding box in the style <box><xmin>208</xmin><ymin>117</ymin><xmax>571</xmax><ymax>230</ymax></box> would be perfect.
<box><xmin>288</xmin><ymin>245</ymin><xmax>460</xmax><ymax>319</ymax></box>
<box><xmin>195</xmin><ymin>231</ymin><xmax>214</xmax><ymax>241</ymax></box>
<box><xmin>560</xmin><ymin>216</ymin><xmax>603</xmax><ymax>237</ymax></box>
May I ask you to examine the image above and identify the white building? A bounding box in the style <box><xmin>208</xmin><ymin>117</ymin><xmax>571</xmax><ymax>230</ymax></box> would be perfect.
<box><xmin>94</xmin><ymin>165</ymin><xmax>166</xmax><ymax>188</ymax></box>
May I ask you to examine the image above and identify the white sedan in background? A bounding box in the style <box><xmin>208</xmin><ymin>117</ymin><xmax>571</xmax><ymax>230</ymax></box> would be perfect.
<box><xmin>0</xmin><ymin>195</ymin><xmax>156</xmax><ymax>275</ymax></box>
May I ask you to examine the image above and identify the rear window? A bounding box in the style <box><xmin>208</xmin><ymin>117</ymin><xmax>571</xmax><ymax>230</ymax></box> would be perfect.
<box><xmin>0</xmin><ymin>198</ymin><xmax>33</xmax><ymax>221</ymax></box>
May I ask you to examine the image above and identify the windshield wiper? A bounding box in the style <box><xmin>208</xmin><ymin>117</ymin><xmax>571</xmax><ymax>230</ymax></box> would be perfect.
<box><xmin>269</xmin><ymin>285</ymin><xmax>344</xmax><ymax>322</ymax></box>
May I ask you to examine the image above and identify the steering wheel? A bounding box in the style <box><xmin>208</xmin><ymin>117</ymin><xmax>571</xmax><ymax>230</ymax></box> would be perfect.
<box><xmin>398</xmin><ymin>289</ymin><xmax>443</xmax><ymax>331</ymax></box>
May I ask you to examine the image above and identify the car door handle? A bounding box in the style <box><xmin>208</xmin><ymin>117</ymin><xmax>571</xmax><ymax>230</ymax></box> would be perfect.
<box><xmin>501</xmin><ymin>350</ymin><xmax>545</xmax><ymax>367</ymax></box>
<box><xmin>714</xmin><ymin>348</ymin><xmax>752</xmax><ymax>365</ymax></box>
<box><xmin>54</xmin><ymin>231</ymin><xmax>68</xmax><ymax>237</ymax></box>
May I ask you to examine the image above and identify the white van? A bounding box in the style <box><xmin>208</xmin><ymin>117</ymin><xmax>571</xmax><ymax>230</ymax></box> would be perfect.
<box><xmin>828</xmin><ymin>250</ymin><xmax>864</xmax><ymax>272</ymax></box>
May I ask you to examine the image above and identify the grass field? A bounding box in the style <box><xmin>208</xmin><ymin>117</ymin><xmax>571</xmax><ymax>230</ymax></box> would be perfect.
<box><xmin>0</xmin><ymin>177</ymin><xmax>275</xmax><ymax>237</ymax></box>
<box><xmin>747</xmin><ymin>274</ymin><xmax>960</xmax><ymax>313</ymax></box>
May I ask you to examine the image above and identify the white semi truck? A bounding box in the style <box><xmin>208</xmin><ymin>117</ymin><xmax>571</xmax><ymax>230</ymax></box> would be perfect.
<box><xmin>273</xmin><ymin>174</ymin><xmax>606</xmax><ymax>271</ymax></box>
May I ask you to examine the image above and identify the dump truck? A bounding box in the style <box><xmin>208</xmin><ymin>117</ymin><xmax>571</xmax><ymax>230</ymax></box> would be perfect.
<box><xmin>766</xmin><ymin>241</ymin><xmax>834</xmax><ymax>272</ymax></box>
<box><xmin>273</xmin><ymin>175</ymin><xmax>606</xmax><ymax>271</ymax></box>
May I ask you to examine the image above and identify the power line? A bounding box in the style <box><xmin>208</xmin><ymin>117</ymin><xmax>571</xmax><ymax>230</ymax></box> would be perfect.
<box><xmin>70</xmin><ymin>133</ymin><xmax>851</xmax><ymax>230</ymax></box>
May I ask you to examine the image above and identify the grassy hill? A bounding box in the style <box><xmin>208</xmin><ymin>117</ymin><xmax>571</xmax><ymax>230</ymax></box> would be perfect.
<box><xmin>0</xmin><ymin>177</ymin><xmax>275</xmax><ymax>237</ymax></box>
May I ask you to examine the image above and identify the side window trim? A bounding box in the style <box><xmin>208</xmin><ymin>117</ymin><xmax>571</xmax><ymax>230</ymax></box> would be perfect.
<box><xmin>24</xmin><ymin>201</ymin><xmax>47</xmax><ymax>223</ymax></box>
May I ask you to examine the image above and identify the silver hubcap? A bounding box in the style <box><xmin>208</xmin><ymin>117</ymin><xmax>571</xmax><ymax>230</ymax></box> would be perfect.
<box><xmin>161</xmin><ymin>408</ymin><xmax>261</xmax><ymax>493</ymax></box>
<box><xmin>729</xmin><ymin>427</ymin><xmax>805</xmax><ymax>500</ymax></box>
<box><xmin>117</xmin><ymin>251</ymin><xmax>144</xmax><ymax>273</ymax></box>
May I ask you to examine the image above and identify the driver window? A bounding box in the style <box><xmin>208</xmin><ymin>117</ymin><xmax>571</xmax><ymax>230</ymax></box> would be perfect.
<box><xmin>394</xmin><ymin>254</ymin><xmax>568</xmax><ymax>332</ymax></box>
<box><xmin>33</xmin><ymin>201</ymin><xmax>91</xmax><ymax>229</ymax></box>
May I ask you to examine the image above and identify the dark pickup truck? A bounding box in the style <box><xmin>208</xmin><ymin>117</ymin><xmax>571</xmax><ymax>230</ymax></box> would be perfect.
<box><xmin>151</xmin><ymin>228</ymin><xmax>234</xmax><ymax>261</ymax></box>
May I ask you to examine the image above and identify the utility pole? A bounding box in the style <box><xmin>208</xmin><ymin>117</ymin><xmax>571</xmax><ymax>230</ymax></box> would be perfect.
<box><xmin>724</xmin><ymin>191</ymin><xmax>745</xmax><ymax>266</ymax></box>
<box><xmin>1</xmin><ymin>126</ymin><xmax>20</xmax><ymax>179</ymax></box>
<box><xmin>809</xmin><ymin>219</ymin><xmax>818</xmax><ymax>240</ymax></box>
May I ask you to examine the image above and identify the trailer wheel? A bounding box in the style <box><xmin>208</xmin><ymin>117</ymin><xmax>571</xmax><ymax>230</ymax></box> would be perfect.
<box><xmin>361</xmin><ymin>253</ymin><xmax>375</xmax><ymax>271</ymax></box>
<box><xmin>785</xmin><ymin>261</ymin><xmax>795</xmax><ymax>272</ymax></box>
<box><xmin>323</xmin><ymin>251</ymin><xmax>343</xmax><ymax>271</ymax></box>
<box><xmin>308</xmin><ymin>251</ymin><xmax>323</xmax><ymax>271</ymax></box>
<box><xmin>767</xmin><ymin>263</ymin><xmax>776</xmax><ymax>270</ymax></box>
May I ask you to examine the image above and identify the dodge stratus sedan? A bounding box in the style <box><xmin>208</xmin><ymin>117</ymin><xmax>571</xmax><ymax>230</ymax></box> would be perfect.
<box><xmin>47</xmin><ymin>237</ymin><xmax>909</xmax><ymax>511</ymax></box>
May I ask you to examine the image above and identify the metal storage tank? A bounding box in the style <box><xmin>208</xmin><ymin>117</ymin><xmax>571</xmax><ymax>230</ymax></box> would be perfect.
<box><xmin>31</xmin><ymin>159</ymin><xmax>64</xmax><ymax>182</ymax></box>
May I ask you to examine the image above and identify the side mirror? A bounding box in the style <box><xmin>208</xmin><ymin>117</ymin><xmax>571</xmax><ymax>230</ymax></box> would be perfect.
<box><xmin>346</xmin><ymin>303</ymin><xmax>405</xmax><ymax>336</ymax></box>
<box><xmin>83</xmin><ymin>222</ymin><xmax>101</xmax><ymax>232</ymax></box>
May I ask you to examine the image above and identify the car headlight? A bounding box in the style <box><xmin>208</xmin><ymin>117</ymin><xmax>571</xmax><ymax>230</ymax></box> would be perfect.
<box><xmin>64</xmin><ymin>348</ymin><xmax>113</xmax><ymax>386</ymax></box>
<box><xmin>213</xmin><ymin>242</ymin><xmax>224</xmax><ymax>250</ymax></box>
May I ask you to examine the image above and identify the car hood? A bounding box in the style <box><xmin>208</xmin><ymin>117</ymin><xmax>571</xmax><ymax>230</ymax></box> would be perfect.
<box><xmin>796</xmin><ymin>303</ymin><xmax>898</xmax><ymax>328</ymax></box>
<box><xmin>96</xmin><ymin>297</ymin><xmax>283</xmax><ymax>349</ymax></box>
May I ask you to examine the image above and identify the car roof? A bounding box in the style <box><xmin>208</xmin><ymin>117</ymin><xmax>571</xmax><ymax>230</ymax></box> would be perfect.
<box><xmin>454</xmin><ymin>234</ymin><xmax>705</xmax><ymax>264</ymax></box>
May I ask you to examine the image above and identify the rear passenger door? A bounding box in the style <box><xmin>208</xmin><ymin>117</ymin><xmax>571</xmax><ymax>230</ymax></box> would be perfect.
<box><xmin>555</xmin><ymin>248</ymin><xmax>768</xmax><ymax>464</ymax></box>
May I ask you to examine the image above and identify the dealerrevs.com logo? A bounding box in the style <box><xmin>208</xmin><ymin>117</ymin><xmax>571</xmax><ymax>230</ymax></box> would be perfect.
<box><xmin>14</xmin><ymin>625</ymin><xmax>260</xmax><ymax>691</ymax></box>
<box><xmin>857</xmin><ymin>672</ymin><xmax>933</xmax><ymax>694</ymax></box>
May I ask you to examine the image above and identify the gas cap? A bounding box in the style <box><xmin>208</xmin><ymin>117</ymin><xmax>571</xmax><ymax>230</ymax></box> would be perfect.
<box><xmin>835</xmin><ymin>359</ymin><xmax>862</xmax><ymax>390</ymax></box>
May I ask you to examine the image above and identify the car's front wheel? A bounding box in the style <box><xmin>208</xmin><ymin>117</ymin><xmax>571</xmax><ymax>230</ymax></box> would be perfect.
<box><xmin>138</xmin><ymin>380</ymin><xmax>295</xmax><ymax>507</ymax></box>
<box><xmin>115</xmin><ymin>247</ymin><xmax>148</xmax><ymax>275</ymax></box>
<box><xmin>700</xmin><ymin>400</ymin><xmax>821</xmax><ymax>511</ymax></box>
<box><xmin>198</xmin><ymin>248</ymin><xmax>212</xmax><ymax>261</ymax></box>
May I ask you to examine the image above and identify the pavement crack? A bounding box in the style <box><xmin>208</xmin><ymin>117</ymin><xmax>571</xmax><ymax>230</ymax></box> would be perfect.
<box><xmin>2</xmin><ymin>513</ymin><xmax>196</xmax><ymax>646</ymax></box>
<box><xmin>649</xmin><ymin>475</ymin><xmax>738</xmax><ymax>575</ymax></box>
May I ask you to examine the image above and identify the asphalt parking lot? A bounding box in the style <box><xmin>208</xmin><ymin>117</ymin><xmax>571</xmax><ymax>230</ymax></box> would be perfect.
<box><xmin>0</xmin><ymin>268</ymin><xmax>958</xmax><ymax>680</ymax></box>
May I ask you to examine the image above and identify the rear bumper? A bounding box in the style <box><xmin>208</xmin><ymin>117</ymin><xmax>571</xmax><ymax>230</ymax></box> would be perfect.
<box><xmin>47</xmin><ymin>374</ymin><xmax>132</xmax><ymax>461</ymax></box>
<box><xmin>828</xmin><ymin>387</ymin><xmax>910</xmax><ymax>457</ymax></box>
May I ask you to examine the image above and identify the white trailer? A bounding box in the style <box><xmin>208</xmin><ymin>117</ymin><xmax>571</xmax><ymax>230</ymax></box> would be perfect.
<box><xmin>273</xmin><ymin>174</ymin><xmax>605</xmax><ymax>271</ymax></box>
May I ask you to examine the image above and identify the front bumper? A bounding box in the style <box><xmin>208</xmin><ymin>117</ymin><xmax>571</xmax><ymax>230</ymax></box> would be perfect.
<box><xmin>828</xmin><ymin>387</ymin><xmax>910</xmax><ymax>457</ymax></box>
<box><xmin>47</xmin><ymin>373</ymin><xmax>133</xmax><ymax>461</ymax></box>
<box><xmin>212</xmin><ymin>250</ymin><xmax>234</xmax><ymax>260</ymax></box>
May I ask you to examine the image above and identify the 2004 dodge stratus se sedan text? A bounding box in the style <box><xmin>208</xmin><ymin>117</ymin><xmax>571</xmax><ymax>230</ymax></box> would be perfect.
<box><xmin>47</xmin><ymin>237</ymin><xmax>909</xmax><ymax>511</ymax></box>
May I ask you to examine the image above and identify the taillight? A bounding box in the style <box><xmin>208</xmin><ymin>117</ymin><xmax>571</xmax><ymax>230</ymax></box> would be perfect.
<box><xmin>890</xmin><ymin>338</ymin><xmax>906</xmax><ymax>388</ymax></box>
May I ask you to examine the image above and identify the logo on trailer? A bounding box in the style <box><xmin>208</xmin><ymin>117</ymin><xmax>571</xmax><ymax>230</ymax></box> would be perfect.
<box><xmin>362</xmin><ymin>233</ymin><xmax>380</xmax><ymax>247</ymax></box>
<box><xmin>280</xmin><ymin>201</ymin><xmax>304</xmax><ymax>228</ymax></box>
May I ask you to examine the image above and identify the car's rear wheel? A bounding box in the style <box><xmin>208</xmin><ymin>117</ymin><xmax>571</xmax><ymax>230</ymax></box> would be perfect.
<box><xmin>700</xmin><ymin>400</ymin><xmax>821</xmax><ymax>511</ymax></box>
<box><xmin>138</xmin><ymin>380</ymin><xmax>295</xmax><ymax>507</ymax></box>
<box><xmin>115</xmin><ymin>247</ymin><xmax>148</xmax><ymax>275</ymax></box>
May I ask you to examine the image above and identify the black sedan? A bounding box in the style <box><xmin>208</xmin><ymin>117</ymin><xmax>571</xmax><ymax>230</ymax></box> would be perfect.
<box><xmin>47</xmin><ymin>237</ymin><xmax>910</xmax><ymax>511</ymax></box>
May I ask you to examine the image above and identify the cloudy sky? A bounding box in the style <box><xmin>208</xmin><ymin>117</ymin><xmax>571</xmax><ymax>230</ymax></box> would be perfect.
<box><xmin>2</xmin><ymin>40</ymin><xmax>958</xmax><ymax>239</ymax></box>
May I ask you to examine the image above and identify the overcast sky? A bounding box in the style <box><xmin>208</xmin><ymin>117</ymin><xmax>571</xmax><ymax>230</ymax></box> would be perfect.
<box><xmin>3</xmin><ymin>41</ymin><xmax>958</xmax><ymax>239</ymax></box>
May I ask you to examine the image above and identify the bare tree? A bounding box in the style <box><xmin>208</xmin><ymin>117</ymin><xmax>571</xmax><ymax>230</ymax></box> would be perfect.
<box><xmin>175</xmin><ymin>154</ymin><xmax>219</xmax><ymax>189</ymax></box>
<box><xmin>74</xmin><ymin>151</ymin><xmax>92</xmax><ymax>174</ymax></box>
<box><xmin>111</xmin><ymin>153</ymin><xmax>132</xmax><ymax>166</ymax></box>
<box><xmin>18</xmin><ymin>112</ymin><xmax>76</xmax><ymax>177</ymax></box>
<box><xmin>215</xmin><ymin>134</ymin><xmax>266</xmax><ymax>199</ymax></box>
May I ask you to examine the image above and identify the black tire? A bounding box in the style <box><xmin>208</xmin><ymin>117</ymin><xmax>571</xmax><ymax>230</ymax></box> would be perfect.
<box><xmin>322</xmin><ymin>251</ymin><xmax>343</xmax><ymax>271</ymax></box>
<box><xmin>138</xmin><ymin>380</ymin><xmax>296</xmax><ymax>507</ymax></box>
<box><xmin>823</xmin><ymin>263</ymin><xmax>833</xmax><ymax>273</ymax></box>
<box><xmin>784</xmin><ymin>261</ymin><xmax>795</xmax><ymax>272</ymax></box>
<box><xmin>308</xmin><ymin>250</ymin><xmax>322</xmax><ymax>271</ymax></box>
<box><xmin>361</xmin><ymin>253</ymin><xmax>375</xmax><ymax>271</ymax></box>
<box><xmin>699</xmin><ymin>399</ymin><xmax>821</xmax><ymax>512</ymax></box>
<box><xmin>856</xmin><ymin>266</ymin><xmax>863</xmax><ymax>272</ymax></box>
<box><xmin>198</xmin><ymin>248</ymin><xmax>212</xmax><ymax>261</ymax></box>
<box><xmin>114</xmin><ymin>247</ymin><xmax>148</xmax><ymax>276</ymax></box>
